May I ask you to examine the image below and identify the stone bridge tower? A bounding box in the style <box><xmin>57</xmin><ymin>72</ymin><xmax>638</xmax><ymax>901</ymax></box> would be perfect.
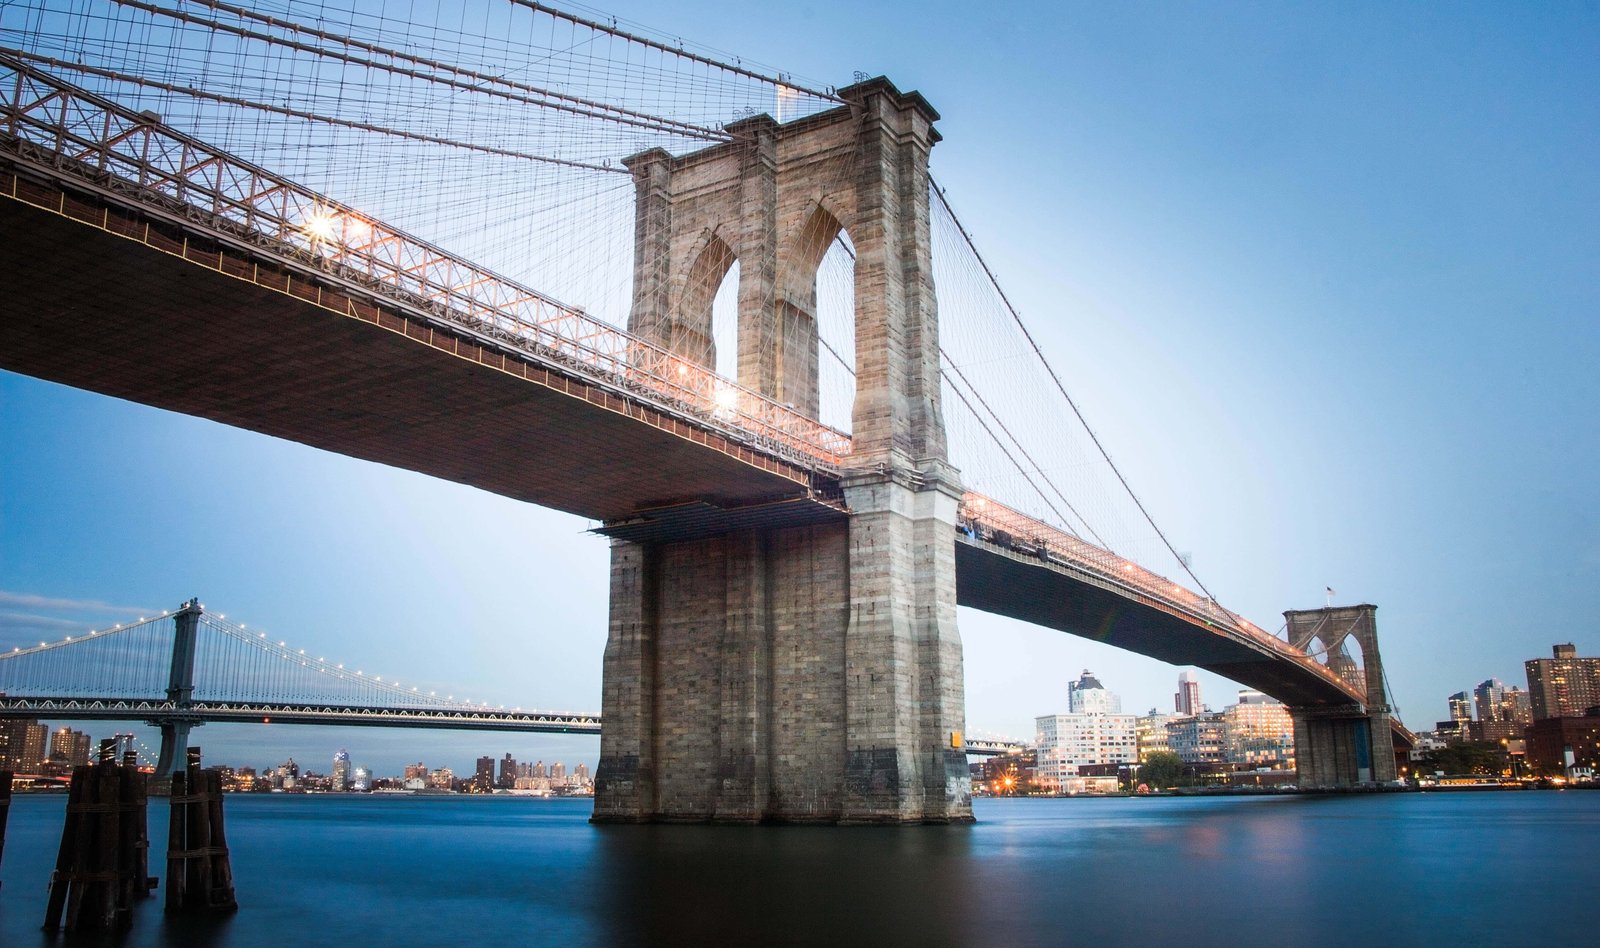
<box><xmin>594</xmin><ymin>78</ymin><xmax>971</xmax><ymax>823</ymax></box>
<box><xmin>1285</xmin><ymin>604</ymin><xmax>1398</xmax><ymax>786</ymax></box>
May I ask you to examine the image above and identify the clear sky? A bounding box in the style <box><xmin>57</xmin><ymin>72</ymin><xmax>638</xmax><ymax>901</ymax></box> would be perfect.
<box><xmin>2</xmin><ymin>1</ymin><xmax>1596</xmax><ymax>776</ymax></box>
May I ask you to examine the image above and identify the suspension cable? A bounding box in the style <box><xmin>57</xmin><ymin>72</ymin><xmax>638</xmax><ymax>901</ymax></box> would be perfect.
<box><xmin>941</xmin><ymin>352</ymin><xmax>1108</xmax><ymax>546</ymax></box>
<box><xmin>112</xmin><ymin>0</ymin><xmax>715</xmax><ymax>141</ymax></box>
<box><xmin>3</xmin><ymin>49</ymin><xmax>624</xmax><ymax>174</ymax></box>
<box><xmin>509</xmin><ymin>0</ymin><xmax>842</xmax><ymax>102</ymax></box>
<box><xmin>929</xmin><ymin>177</ymin><xmax>1219</xmax><ymax>602</ymax></box>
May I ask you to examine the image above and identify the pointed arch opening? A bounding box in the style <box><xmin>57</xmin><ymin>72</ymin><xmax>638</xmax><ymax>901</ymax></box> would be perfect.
<box><xmin>673</xmin><ymin>232</ymin><xmax>736</xmax><ymax>372</ymax></box>
<box><xmin>780</xmin><ymin>202</ymin><xmax>855</xmax><ymax>430</ymax></box>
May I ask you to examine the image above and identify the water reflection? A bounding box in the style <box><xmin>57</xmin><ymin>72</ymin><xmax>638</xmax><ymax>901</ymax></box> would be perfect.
<box><xmin>596</xmin><ymin>823</ymin><xmax>975</xmax><ymax>946</ymax></box>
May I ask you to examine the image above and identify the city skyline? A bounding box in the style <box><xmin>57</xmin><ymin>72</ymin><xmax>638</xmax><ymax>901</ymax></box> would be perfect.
<box><xmin>3</xmin><ymin>2</ymin><xmax>1596</xmax><ymax>771</ymax></box>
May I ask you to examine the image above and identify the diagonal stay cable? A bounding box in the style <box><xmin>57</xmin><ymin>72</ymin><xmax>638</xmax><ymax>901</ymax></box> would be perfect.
<box><xmin>941</xmin><ymin>352</ymin><xmax>1108</xmax><ymax>546</ymax></box>
<box><xmin>929</xmin><ymin>176</ymin><xmax>1219</xmax><ymax>603</ymax></box>
<box><xmin>820</xmin><ymin>235</ymin><xmax>1100</xmax><ymax>542</ymax></box>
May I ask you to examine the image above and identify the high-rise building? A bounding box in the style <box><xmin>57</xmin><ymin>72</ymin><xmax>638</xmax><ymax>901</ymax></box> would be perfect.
<box><xmin>428</xmin><ymin>767</ymin><xmax>454</xmax><ymax>790</ymax></box>
<box><xmin>1167</xmin><ymin>713</ymin><xmax>1227</xmax><ymax>766</ymax></box>
<box><xmin>403</xmin><ymin>762</ymin><xmax>427</xmax><ymax>782</ymax></box>
<box><xmin>573</xmin><ymin>762</ymin><xmax>591</xmax><ymax>786</ymax></box>
<box><xmin>550</xmin><ymin>762</ymin><xmax>566</xmax><ymax>781</ymax></box>
<box><xmin>1135</xmin><ymin>710</ymin><xmax>1172</xmax><ymax>760</ymax></box>
<box><xmin>49</xmin><ymin>727</ymin><xmax>92</xmax><ymax>767</ymax></box>
<box><xmin>532</xmin><ymin>760</ymin><xmax>547</xmax><ymax>779</ymax></box>
<box><xmin>0</xmin><ymin>718</ymin><xmax>49</xmax><ymax>773</ymax></box>
<box><xmin>1175</xmin><ymin>671</ymin><xmax>1202</xmax><ymax>717</ymax></box>
<box><xmin>1474</xmin><ymin>679</ymin><xmax>1506</xmax><ymax>722</ymax></box>
<box><xmin>1447</xmin><ymin>691</ymin><xmax>1473</xmax><ymax>723</ymax></box>
<box><xmin>1220</xmin><ymin>691</ymin><xmax>1295</xmax><ymax>769</ymax></box>
<box><xmin>352</xmin><ymin>766</ymin><xmax>371</xmax><ymax>792</ymax></box>
<box><xmin>499</xmin><ymin>753</ymin><xmax>517</xmax><ymax>789</ymax></box>
<box><xmin>1068</xmin><ymin>670</ymin><xmax>1121</xmax><ymax>714</ymax></box>
<box><xmin>1525</xmin><ymin>644</ymin><xmax>1600</xmax><ymax>720</ymax></box>
<box><xmin>472</xmin><ymin>756</ymin><xmax>496</xmax><ymax>792</ymax></box>
<box><xmin>332</xmin><ymin>749</ymin><xmax>351</xmax><ymax>792</ymax></box>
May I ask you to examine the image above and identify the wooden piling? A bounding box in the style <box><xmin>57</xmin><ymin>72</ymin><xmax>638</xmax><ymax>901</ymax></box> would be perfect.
<box><xmin>164</xmin><ymin>747</ymin><xmax>236</xmax><ymax>914</ymax></box>
<box><xmin>0</xmin><ymin>769</ymin><xmax>12</xmax><ymax>890</ymax></box>
<box><xmin>41</xmin><ymin>755</ymin><xmax>149</xmax><ymax>932</ymax></box>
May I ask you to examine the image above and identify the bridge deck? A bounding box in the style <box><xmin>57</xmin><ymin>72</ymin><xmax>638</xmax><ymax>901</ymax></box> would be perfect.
<box><xmin>0</xmin><ymin>172</ymin><xmax>839</xmax><ymax>529</ymax></box>
<box><xmin>955</xmin><ymin>536</ymin><xmax>1360</xmax><ymax>708</ymax></box>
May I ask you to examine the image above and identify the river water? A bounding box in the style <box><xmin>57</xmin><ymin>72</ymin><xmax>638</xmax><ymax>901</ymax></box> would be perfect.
<box><xmin>1</xmin><ymin>791</ymin><xmax>1595</xmax><ymax>946</ymax></box>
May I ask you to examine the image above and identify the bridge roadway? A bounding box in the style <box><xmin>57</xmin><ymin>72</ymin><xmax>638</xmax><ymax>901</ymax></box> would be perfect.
<box><xmin>0</xmin><ymin>68</ymin><xmax>1390</xmax><ymax>728</ymax></box>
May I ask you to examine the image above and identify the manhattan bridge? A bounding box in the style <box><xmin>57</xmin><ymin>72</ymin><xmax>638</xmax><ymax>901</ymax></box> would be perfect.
<box><xmin>0</xmin><ymin>0</ymin><xmax>1409</xmax><ymax>823</ymax></box>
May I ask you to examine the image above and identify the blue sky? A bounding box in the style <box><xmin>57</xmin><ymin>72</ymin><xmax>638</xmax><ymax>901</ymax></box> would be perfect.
<box><xmin>3</xmin><ymin>1</ymin><xmax>1597</xmax><ymax>775</ymax></box>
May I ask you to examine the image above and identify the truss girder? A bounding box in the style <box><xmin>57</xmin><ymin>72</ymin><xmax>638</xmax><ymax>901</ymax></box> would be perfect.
<box><xmin>0</xmin><ymin>54</ymin><xmax>851</xmax><ymax>468</ymax></box>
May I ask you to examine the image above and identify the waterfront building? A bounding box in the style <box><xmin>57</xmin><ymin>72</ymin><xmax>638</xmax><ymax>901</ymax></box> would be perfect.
<box><xmin>573</xmin><ymin>762</ymin><xmax>591</xmax><ymax>786</ymax></box>
<box><xmin>1068</xmin><ymin>670</ymin><xmax>1121</xmax><ymax>714</ymax></box>
<box><xmin>499</xmin><ymin>753</ymin><xmax>517</xmax><ymax>789</ymax></box>
<box><xmin>979</xmin><ymin>750</ymin><xmax>1038</xmax><ymax>795</ymax></box>
<box><xmin>1408</xmin><ymin>731</ymin><xmax>1449</xmax><ymax>762</ymax></box>
<box><xmin>1175</xmin><ymin>671</ymin><xmax>1202</xmax><ymax>717</ymax></box>
<box><xmin>0</xmin><ymin>719</ymin><xmax>48</xmax><ymax>773</ymax></box>
<box><xmin>1219</xmin><ymin>691</ymin><xmax>1295</xmax><ymax>769</ymax></box>
<box><xmin>428</xmin><ymin>767</ymin><xmax>454</xmax><ymax>790</ymax></box>
<box><xmin>403</xmin><ymin>762</ymin><xmax>427</xmax><ymax>782</ymax></box>
<box><xmin>1167</xmin><ymin>713</ymin><xmax>1227</xmax><ymax>766</ymax></box>
<box><xmin>352</xmin><ymin>766</ymin><xmax>371</xmax><ymax>791</ymax></box>
<box><xmin>1447</xmin><ymin>691</ymin><xmax>1473</xmax><ymax>723</ymax></box>
<box><xmin>1135</xmin><ymin>710</ymin><xmax>1172</xmax><ymax>760</ymax></box>
<box><xmin>1035</xmin><ymin>712</ymin><xmax>1137</xmax><ymax>789</ymax></box>
<box><xmin>1525</xmin><ymin>644</ymin><xmax>1600</xmax><ymax>720</ymax></box>
<box><xmin>49</xmin><ymin>726</ymin><xmax>92</xmax><ymax>767</ymax></box>
<box><xmin>1525</xmin><ymin>716</ymin><xmax>1600</xmax><ymax>777</ymax></box>
<box><xmin>272</xmin><ymin>758</ymin><xmax>299</xmax><ymax>790</ymax></box>
<box><xmin>332</xmin><ymin>749</ymin><xmax>351</xmax><ymax>792</ymax></box>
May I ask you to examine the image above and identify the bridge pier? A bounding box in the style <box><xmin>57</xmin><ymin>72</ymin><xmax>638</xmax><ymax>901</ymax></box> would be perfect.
<box><xmin>595</xmin><ymin>77</ymin><xmax>971</xmax><ymax>824</ymax></box>
<box><xmin>1285</xmin><ymin>605</ymin><xmax>1396</xmax><ymax>787</ymax></box>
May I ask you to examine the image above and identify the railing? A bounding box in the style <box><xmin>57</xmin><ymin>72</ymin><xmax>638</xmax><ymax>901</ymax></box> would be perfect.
<box><xmin>957</xmin><ymin>492</ymin><xmax>1363</xmax><ymax>698</ymax></box>
<box><xmin>0</xmin><ymin>53</ymin><xmax>851</xmax><ymax>468</ymax></box>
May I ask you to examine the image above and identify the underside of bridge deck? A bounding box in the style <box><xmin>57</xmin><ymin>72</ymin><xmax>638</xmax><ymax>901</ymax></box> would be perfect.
<box><xmin>954</xmin><ymin>537</ymin><xmax>1361</xmax><ymax>709</ymax></box>
<box><xmin>0</xmin><ymin>181</ymin><xmax>837</xmax><ymax>530</ymax></box>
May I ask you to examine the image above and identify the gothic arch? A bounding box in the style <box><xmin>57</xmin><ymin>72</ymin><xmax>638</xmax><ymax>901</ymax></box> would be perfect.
<box><xmin>669</xmin><ymin>229</ymin><xmax>737</xmax><ymax>369</ymax></box>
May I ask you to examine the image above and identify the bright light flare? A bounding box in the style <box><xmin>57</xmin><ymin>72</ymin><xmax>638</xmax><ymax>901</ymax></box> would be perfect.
<box><xmin>712</xmin><ymin>384</ymin><xmax>739</xmax><ymax>414</ymax></box>
<box><xmin>303</xmin><ymin>208</ymin><xmax>339</xmax><ymax>242</ymax></box>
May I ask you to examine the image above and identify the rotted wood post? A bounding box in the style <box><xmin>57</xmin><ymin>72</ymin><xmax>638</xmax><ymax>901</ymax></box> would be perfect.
<box><xmin>41</xmin><ymin>751</ymin><xmax>148</xmax><ymax>933</ymax></box>
<box><xmin>165</xmin><ymin>747</ymin><xmax>236</xmax><ymax>914</ymax></box>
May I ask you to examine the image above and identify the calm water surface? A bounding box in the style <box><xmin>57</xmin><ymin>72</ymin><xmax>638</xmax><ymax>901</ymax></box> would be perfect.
<box><xmin>1</xmin><ymin>791</ymin><xmax>1595</xmax><ymax>946</ymax></box>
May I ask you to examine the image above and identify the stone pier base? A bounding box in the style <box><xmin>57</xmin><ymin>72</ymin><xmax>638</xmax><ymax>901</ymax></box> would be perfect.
<box><xmin>594</xmin><ymin>474</ymin><xmax>972</xmax><ymax>824</ymax></box>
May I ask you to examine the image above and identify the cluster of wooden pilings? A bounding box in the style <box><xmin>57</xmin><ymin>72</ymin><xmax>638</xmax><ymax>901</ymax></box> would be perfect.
<box><xmin>42</xmin><ymin>745</ymin><xmax>155</xmax><ymax>932</ymax></box>
<box><xmin>29</xmin><ymin>744</ymin><xmax>235</xmax><ymax>934</ymax></box>
<box><xmin>165</xmin><ymin>748</ymin><xmax>237</xmax><ymax>915</ymax></box>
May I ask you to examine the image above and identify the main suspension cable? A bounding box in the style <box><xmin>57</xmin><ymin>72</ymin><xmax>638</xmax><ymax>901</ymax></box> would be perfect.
<box><xmin>929</xmin><ymin>177</ymin><xmax>1219</xmax><ymax>602</ymax></box>
<box><xmin>3</xmin><ymin>48</ymin><xmax>625</xmax><ymax>173</ymax></box>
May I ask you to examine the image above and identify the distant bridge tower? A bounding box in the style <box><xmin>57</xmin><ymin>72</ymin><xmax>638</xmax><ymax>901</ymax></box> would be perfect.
<box><xmin>153</xmin><ymin>597</ymin><xmax>204</xmax><ymax>777</ymax></box>
<box><xmin>595</xmin><ymin>77</ymin><xmax>970</xmax><ymax>823</ymax></box>
<box><xmin>1284</xmin><ymin>604</ymin><xmax>1397</xmax><ymax>786</ymax></box>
